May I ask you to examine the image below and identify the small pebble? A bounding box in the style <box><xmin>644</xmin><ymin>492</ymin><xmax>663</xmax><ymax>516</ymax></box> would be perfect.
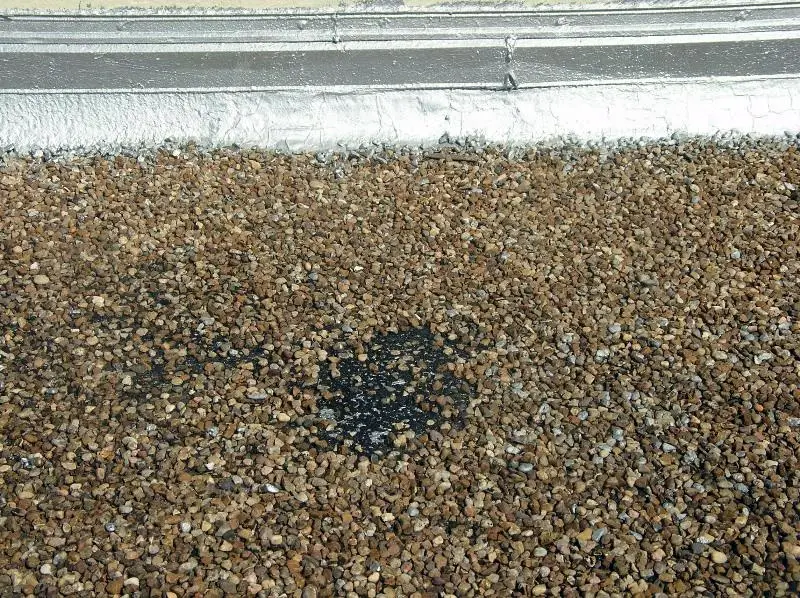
<box><xmin>696</xmin><ymin>533</ymin><xmax>715</xmax><ymax>544</ymax></box>
<box><xmin>754</xmin><ymin>352</ymin><xmax>774</xmax><ymax>364</ymax></box>
<box><xmin>594</xmin><ymin>348</ymin><xmax>611</xmax><ymax>362</ymax></box>
<box><xmin>711</xmin><ymin>550</ymin><xmax>728</xmax><ymax>564</ymax></box>
<box><xmin>247</xmin><ymin>390</ymin><xmax>268</xmax><ymax>402</ymax></box>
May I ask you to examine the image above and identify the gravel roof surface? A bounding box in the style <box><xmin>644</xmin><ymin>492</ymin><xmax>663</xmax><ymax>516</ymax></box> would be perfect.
<box><xmin>1</xmin><ymin>140</ymin><xmax>799</xmax><ymax>597</ymax></box>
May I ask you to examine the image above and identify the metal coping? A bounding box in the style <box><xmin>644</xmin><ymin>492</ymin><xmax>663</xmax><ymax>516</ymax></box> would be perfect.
<box><xmin>2</xmin><ymin>2</ymin><xmax>800</xmax><ymax>92</ymax></box>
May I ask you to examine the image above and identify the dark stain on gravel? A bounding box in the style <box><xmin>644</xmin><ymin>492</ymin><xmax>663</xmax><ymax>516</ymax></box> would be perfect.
<box><xmin>313</xmin><ymin>327</ymin><xmax>472</xmax><ymax>455</ymax></box>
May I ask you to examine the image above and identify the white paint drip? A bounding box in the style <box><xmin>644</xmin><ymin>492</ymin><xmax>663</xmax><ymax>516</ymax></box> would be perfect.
<box><xmin>2</xmin><ymin>79</ymin><xmax>799</xmax><ymax>152</ymax></box>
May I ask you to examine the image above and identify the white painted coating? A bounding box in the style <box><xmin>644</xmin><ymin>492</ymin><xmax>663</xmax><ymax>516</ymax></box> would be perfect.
<box><xmin>2</xmin><ymin>79</ymin><xmax>798</xmax><ymax>152</ymax></box>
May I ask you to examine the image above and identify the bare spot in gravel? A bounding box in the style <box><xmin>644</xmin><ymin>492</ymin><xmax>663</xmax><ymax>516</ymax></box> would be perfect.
<box><xmin>313</xmin><ymin>327</ymin><xmax>472</xmax><ymax>455</ymax></box>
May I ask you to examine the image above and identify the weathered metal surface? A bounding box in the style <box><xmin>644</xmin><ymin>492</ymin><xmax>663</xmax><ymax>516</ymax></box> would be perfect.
<box><xmin>2</xmin><ymin>3</ymin><xmax>800</xmax><ymax>92</ymax></box>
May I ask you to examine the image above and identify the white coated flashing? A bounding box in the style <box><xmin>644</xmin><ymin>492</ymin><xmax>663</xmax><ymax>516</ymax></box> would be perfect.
<box><xmin>3</xmin><ymin>3</ymin><xmax>800</xmax><ymax>151</ymax></box>
<box><xmin>3</xmin><ymin>79</ymin><xmax>799</xmax><ymax>153</ymax></box>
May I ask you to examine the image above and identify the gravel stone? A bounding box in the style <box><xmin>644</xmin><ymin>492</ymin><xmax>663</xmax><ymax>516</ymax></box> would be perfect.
<box><xmin>1</xmin><ymin>140</ymin><xmax>798</xmax><ymax>596</ymax></box>
<box><xmin>711</xmin><ymin>551</ymin><xmax>729</xmax><ymax>564</ymax></box>
<box><xmin>592</xmin><ymin>527</ymin><xmax>607</xmax><ymax>542</ymax></box>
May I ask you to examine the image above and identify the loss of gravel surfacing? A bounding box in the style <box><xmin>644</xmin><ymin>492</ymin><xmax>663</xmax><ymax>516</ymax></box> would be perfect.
<box><xmin>313</xmin><ymin>327</ymin><xmax>472</xmax><ymax>456</ymax></box>
<box><xmin>83</xmin><ymin>307</ymin><xmax>473</xmax><ymax>457</ymax></box>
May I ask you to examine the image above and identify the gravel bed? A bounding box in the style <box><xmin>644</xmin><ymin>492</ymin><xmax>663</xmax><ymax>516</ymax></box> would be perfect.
<box><xmin>1</xmin><ymin>140</ymin><xmax>799</xmax><ymax>596</ymax></box>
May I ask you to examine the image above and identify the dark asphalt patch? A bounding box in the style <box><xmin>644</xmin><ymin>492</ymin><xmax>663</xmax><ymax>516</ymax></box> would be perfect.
<box><xmin>312</xmin><ymin>327</ymin><xmax>472</xmax><ymax>456</ymax></box>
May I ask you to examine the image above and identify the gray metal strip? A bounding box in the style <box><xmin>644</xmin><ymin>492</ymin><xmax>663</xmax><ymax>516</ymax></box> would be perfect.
<box><xmin>2</xmin><ymin>3</ymin><xmax>800</xmax><ymax>92</ymax></box>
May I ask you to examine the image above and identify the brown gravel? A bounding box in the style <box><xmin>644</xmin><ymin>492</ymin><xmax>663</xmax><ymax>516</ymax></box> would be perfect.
<box><xmin>1</xmin><ymin>140</ymin><xmax>799</xmax><ymax>597</ymax></box>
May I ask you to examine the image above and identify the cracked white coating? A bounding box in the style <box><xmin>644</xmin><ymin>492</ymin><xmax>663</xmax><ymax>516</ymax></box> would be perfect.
<box><xmin>2</xmin><ymin>79</ymin><xmax>799</xmax><ymax>152</ymax></box>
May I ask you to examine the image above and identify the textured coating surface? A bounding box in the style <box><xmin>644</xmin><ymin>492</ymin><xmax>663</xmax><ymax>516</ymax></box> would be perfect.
<box><xmin>2</xmin><ymin>80</ymin><xmax>799</xmax><ymax>151</ymax></box>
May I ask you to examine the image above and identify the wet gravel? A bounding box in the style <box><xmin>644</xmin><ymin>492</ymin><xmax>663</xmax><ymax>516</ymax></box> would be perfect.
<box><xmin>1</xmin><ymin>140</ymin><xmax>799</xmax><ymax>596</ymax></box>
